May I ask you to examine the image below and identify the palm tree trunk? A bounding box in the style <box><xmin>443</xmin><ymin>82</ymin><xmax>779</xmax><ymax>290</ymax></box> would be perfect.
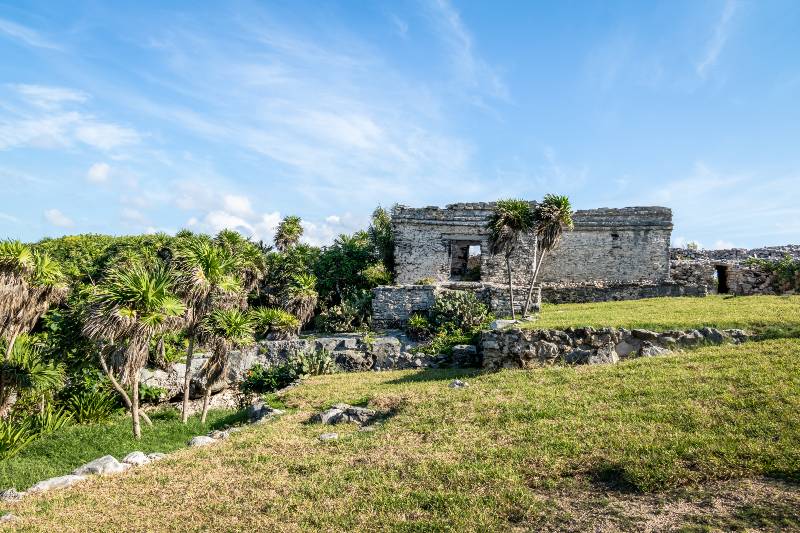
<box><xmin>522</xmin><ymin>244</ymin><xmax>539</xmax><ymax>317</ymax></box>
<box><xmin>99</xmin><ymin>350</ymin><xmax>152</xmax><ymax>427</ymax></box>
<box><xmin>5</xmin><ymin>331</ymin><xmax>18</xmax><ymax>360</ymax></box>
<box><xmin>200</xmin><ymin>387</ymin><xmax>211</xmax><ymax>424</ymax></box>
<box><xmin>506</xmin><ymin>254</ymin><xmax>516</xmax><ymax>320</ymax></box>
<box><xmin>131</xmin><ymin>371</ymin><xmax>142</xmax><ymax>440</ymax></box>
<box><xmin>181</xmin><ymin>336</ymin><xmax>195</xmax><ymax>423</ymax></box>
<box><xmin>532</xmin><ymin>249</ymin><xmax>549</xmax><ymax>286</ymax></box>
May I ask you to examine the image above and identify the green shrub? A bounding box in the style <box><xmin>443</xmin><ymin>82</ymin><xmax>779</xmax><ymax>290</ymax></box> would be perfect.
<box><xmin>745</xmin><ymin>255</ymin><xmax>800</xmax><ymax>291</ymax></box>
<box><xmin>139</xmin><ymin>383</ymin><xmax>168</xmax><ymax>403</ymax></box>
<box><xmin>410</xmin><ymin>329</ymin><xmax>475</xmax><ymax>356</ymax></box>
<box><xmin>67</xmin><ymin>388</ymin><xmax>120</xmax><ymax>424</ymax></box>
<box><xmin>430</xmin><ymin>291</ymin><xmax>490</xmax><ymax>332</ymax></box>
<box><xmin>0</xmin><ymin>420</ymin><xmax>36</xmax><ymax>460</ymax></box>
<box><xmin>290</xmin><ymin>349</ymin><xmax>338</xmax><ymax>378</ymax></box>
<box><xmin>239</xmin><ymin>363</ymin><xmax>297</xmax><ymax>396</ymax></box>
<box><xmin>406</xmin><ymin>313</ymin><xmax>432</xmax><ymax>341</ymax></box>
<box><xmin>315</xmin><ymin>289</ymin><xmax>373</xmax><ymax>333</ymax></box>
<box><xmin>251</xmin><ymin>307</ymin><xmax>300</xmax><ymax>339</ymax></box>
<box><xmin>30</xmin><ymin>404</ymin><xmax>72</xmax><ymax>435</ymax></box>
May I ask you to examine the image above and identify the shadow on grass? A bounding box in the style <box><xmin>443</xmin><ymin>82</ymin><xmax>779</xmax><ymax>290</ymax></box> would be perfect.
<box><xmin>147</xmin><ymin>405</ymin><xmax>247</xmax><ymax>429</ymax></box>
<box><xmin>385</xmin><ymin>366</ymin><xmax>485</xmax><ymax>385</ymax></box>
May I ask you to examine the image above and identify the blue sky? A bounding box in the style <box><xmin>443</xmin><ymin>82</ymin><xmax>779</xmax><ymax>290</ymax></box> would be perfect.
<box><xmin>1</xmin><ymin>0</ymin><xmax>798</xmax><ymax>248</ymax></box>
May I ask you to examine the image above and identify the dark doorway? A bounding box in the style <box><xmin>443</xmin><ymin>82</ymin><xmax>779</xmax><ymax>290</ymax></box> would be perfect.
<box><xmin>715</xmin><ymin>265</ymin><xmax>729</xmax><ymax>294</ymax></box>
<box><xmin>449</xmin><ymin>241</ymin><xmax>482</xmax><ymax>281</ymax></box>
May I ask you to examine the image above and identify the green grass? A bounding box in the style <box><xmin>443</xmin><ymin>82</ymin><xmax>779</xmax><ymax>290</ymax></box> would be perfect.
<box><xmin>0</xmin><ymin>407</ymin><xmax>244</xmax><ymax>491</ymax></box>
<box><xmin>6</xmin><ymin>338</ymin><xmax>799</xmax><ymax>531</ymax></box>
<box><xmin>525</xmin><ymin>294</ymin><xmax>800</xmax><ymax>335</ymax></box>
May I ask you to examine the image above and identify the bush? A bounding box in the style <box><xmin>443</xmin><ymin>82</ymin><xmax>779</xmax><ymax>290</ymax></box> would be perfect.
<box><xmin>406</xmin><ymin>313</ymin><xmax>432</xmax><ymax>341</ymax></box>
<box><xmin>0</xmin><ymin>420</ymin><xmax>36</xmax><ymax>460</ymax></box>
<box><xmin>239</xmin><ymin>363</ymin><xmax>297</xmax><ymax>397</ymax></box>
<box><xmin>67</xmin><ymin>388</ymin><xmax>120</xmax><ymax>424</ymax></box>
<box><xmin>139</xmin><ymin>383</ymin><xmax>167</xmax><ymax>403</ymax></box>
<box><xmin>430</xmin><ymin>291</ymin><xmax>490</xmax><ymax>332</ymax></box>
<box><xmin>410</xmin><ymin>329</ymin><xmax>476</xmax><ymax>357</ymax></box>
<box><xmin>290</xmin><ymin>349</ymin><xmax>338</xmax><ymax>377</ymax></box>
<box><xmin>251</xmin><ymin>308</ymin><xmax>300</xmax><ymax>339</ymax></box>
<box><xmin>30</xmin><ymin>404</ymin><xmax>72</xmax><ymax>435</ymax></box>
<box><xmin>315</xmin><ymin>289</ymin><xmax>373</xmax><ymax>333</ymax></box>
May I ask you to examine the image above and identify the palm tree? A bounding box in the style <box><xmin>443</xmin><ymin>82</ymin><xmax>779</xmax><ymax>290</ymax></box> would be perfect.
<box><xmin>274</xmin><ymin>216</ymin><xmax>303</xmax><ymax>252</ymax></box>
<box><xmin>286</xmin><ymin>273</ymin><xmax>317</xmax><ymax>326</ymax></box>
<box><xmin>522</xmin><ymin>195</ymin><xmax>574</xmax><ymax>316</ymax></box>
<box><xmin>197</xmin><ymin>308</ymin><xmax>254</xmax><ymax>423</ymax></box>
<box><xmin>83</xmin><ymin>264</ymin><xmax>185</xmax><ymax>438</ymax></box>
<box><xmin>0</xmin><ymin>240</ymin><xmax>68</xmax><ymax>357</ymax></box>
<box><xmin>0</xmin><ymin>334</ymin><xmax>64</xmax><ymax>418</ymax></box>
<box><xmin>487</xmin><ymin>200</ymin><xmax>535</xmax><ymax>320</ymax></box>
<box><xmin>173</xmin><ymin>237</ymin><xmax>242</xmax><ymax>423</ymax></box>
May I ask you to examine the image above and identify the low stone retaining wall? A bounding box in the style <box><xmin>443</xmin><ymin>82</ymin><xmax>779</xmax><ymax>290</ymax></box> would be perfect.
<box><xmin>540</xmin><ymin>280</ymin><xmax>706</xmax><ymax>304</ymax></box>
<box><xmin>480</xmin><ymin>326</ymin><xmax>750</xmax><ymax>370</ymax></box>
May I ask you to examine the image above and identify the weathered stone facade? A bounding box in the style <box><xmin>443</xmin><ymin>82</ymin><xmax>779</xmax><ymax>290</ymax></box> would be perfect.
<box><xmin>670</xmin><ymin>245</ymin><xmax>800</xmax><ymax>296</ymax></box>
<box><xmin>393</xmin><ymin>203</ymin><xmax>673</xmax><ymax>286</ymax></box>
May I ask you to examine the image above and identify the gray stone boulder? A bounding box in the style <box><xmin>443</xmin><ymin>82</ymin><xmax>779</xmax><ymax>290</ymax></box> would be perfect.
<box><xmin>314</xmin><ymin>404</ymin><xmax>377</xmax><ymax>425</ymax></box>
<box><xmin>122</xmin><ymin>451</ymin><xmax>151</xmax><ymax>466</ymax></box>
<box><xmin>73</xmin><ymin>455</ymin><xmax>129</xmax><ymax>476</ymax></box>
<box><xmin>247</xmin><ymin>401</ymin><xmax>285</xmax><ymax>424</ymax></box>
<box><xmin>208</xmin><ymin>429</ymin><xmax>232</xmax><ymax>440</ymax></box>
<box><xmin>28</xmin><ymin>474</ymin><xmax>86</xmax><ymax>493</ymax></box>
<box><xmin>1</xmin><ymin>514</ymin><xmax>15</xmax><ymax>523</ymax></box>
<box><xmin>0</xmin><ymin>488</ymin><xmax>23</xmax><ymax>502</ymax></box>
<box><xmin>188</xmin><ymin>435</ymin><xmax>215</xmax><ymax>447</ymax></box>
<box><xmin>638</xmin><ymin>342</ymin><xmax>671</xmax><ymax>357</ymax></box>
<box><xmin>147</xmin><ymin>452</ymin><xmax>166</xmax><ymax>461</ymax></box>
<box><xmin>490</xmin><ymin>319</ymin><xmax>518</xmax><ymax>330</ymax></box>
<box><xmin>451</xmin><ymin>345</ymin><xmax>479</xmax><ymax>367</ymax></box>
<box><xmin>587</xmin><ymin>343</ymin><xmax>619</xmax><ymax>365</ymax></box>
<box><xmin>448</xmin><ymin>379</ymin><xmax>469</xmax><ymax>389</ymax></box>
<box><xmin>319</xmin><ymin>432</ymin><xmax>338</xmax><ymax>441</ymax></box>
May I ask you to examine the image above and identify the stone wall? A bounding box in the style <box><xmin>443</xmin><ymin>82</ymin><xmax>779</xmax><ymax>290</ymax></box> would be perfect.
<box><xmin>480</xmin><ymin>326</ymin><xmax>750</xmax><ymax>370</ymax></box>
<box><xmin>392</xmin><ymin>203</ymin><xmax>673</xmax><ymax>286</ymax></box>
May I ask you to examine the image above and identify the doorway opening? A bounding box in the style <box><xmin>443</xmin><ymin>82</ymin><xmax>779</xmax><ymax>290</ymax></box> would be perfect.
<box><xmin>715</xmin><ymin>265</ymin><xmax>729</xmax><ymax>294</ymax></box>
<box><xmin>449</xmin><ymin>241</ymin><xmax>482</xmax><ymax>281</ymax></box>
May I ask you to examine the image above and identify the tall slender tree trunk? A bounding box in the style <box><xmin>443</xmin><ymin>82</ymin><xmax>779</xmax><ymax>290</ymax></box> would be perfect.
<box><xmin>131</xmin><ymin>371</ymin><xmax>142</xmax><ymax>440</ymax></box>
<box><xmin>99</xmin><ymin>351</ymin><xmax>152</xmax><ymax>427</ymax></box>
<box><xmin>181</xmin><ymin>336</ymin><xmax>195</xmax><ymax>423</ymax></box>
<box><xmin>522</xmin><ymin>244</ymin><xmax>539</xmax><ymax>317</ymax></box>
<box><xmin>532</xmin><ymin>249</ymin><xmax>549</xmax><ymax>286</ymax></box>
<box><xmin>506</xmin><ymin>254</ymin><xmax>516</xmax><ymax>320</ymax></box>
<box><xmin>200</xmin><ymin>387</ymin><xmax>211</xmax><ymax>424</ymax></box>
<box><xmin>5</xmin><ymin>331</ymin><xmax>18</xmax><ymax>359</ymax></box>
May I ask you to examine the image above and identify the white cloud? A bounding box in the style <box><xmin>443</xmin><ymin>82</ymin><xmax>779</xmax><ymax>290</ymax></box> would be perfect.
<box><xmin>121</xmin><ymin>207</ymin><xmax>148</xmax><ymax>224</ymax></box>
<box><xmin>712</xmin><ymin>240</ymin><xmax>736</xmax><ymax>250</ymax></box>
<box><xmin>0</xmin><ymin>212</ymin><xmax>20</xmax><ymax>224</ymax></box>
<box><xmin>44</xmin><ymin>208</ymin><xmax>73</xmax><ymax>227</ymax></box>
<box><xmin>12</xmin><ymin>84</ymin><xmax>88</xmax><ymax>110</ymax></box>
<box><xmin>222</xmin><ymin>194</ymin><xmax>253</xmax><ymax>217</ymax></box>
<box><xmin>74</xmin><ymin>121</ymin><xmax>140</xmax><ymax>150</ymax></box>
<box><xmin>325</xmin><ymin>215</ymin><xmax>341</xmax><ymax>224</ymax></box>
<box><xmin>0</xmin><ymin>18</ymin><xmax>61</xmax><ymax>50</ymax></box>
<box><xmin>87</xmin><ymin>162</ymin><xmax>111</xmax><ymax>183</ymax></box>
<box><xmin>697</xmin><ymin>0</ymin><xmax>737</xmax><ymax>78</ymax></box>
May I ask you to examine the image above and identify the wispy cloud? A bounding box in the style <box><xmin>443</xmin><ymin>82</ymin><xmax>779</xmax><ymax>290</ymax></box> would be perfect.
<box><xmin>43</xmin><ymin>208</ymin><xmax>73</xmax><ymax>227</ymax></box>
<box><xmin>696</xmin><ymin>0</ymin><xmax>737</xmax><ymax>78</ymax></box>
<box><xmin>0</xmin><ymin>17</ymin><xmax>61</xmax><ymax>50</ymax></box>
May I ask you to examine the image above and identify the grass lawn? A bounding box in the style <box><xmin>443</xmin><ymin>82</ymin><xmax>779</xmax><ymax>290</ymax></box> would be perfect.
<box><xmin>3</xmin><ymin>338</ymin><xmax>799</xmax><ymax>531</ymax></box>
<box><xmin>0</xmin><ymin>408</ymin><xmax>244</xmax><ymax>492</ymax></box>
<box><xmin>526</xmin><ymin>294</ymin><xmax>800</xmax><ymax>334</ymax></box>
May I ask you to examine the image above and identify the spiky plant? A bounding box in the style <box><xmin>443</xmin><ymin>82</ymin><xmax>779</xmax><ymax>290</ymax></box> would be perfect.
<box><xmin>486</xmin><ymin>200</ymin><xmax>535</xmax><ymax>319</ymax></box>
<box><xmin>197</xmin><ymin>308</ymin><xmax>254</xmax><ymax>423</ymax></box>
<box><xmin>522</xmin><ymin>195</ymin><xmax>574</xmax><ymax>316</ymax></box>
<box><xmin>250</xmin><ymin>307</ymin><xmax>300</xmax><ymax>340</ymax></box>
<box><xmin>172</xmin><ymin>236</ymin><xmax>242</xmax><ymax>423</ymax></box>
<box><xmin>83</xmin><ymin>263</ymin><xmax>185</xmax><ymax>438</ymax></box>
<box><xmin>0</xmin><ymin>240</ymin><xmax>68</xmax><ymax>357</ymax></box>
<box><xmin>286</xmin><ymin>273</ymin><xmax>318</xmax><ymax>327</ymax></box>
<box><xmin>214</xmin><ymin>229</ymin><xmax>266</xmax><ymax>293</ymax></box>
<box><xmin>0</xmin><ymin>334</ymin><xmax>64</xmax><ymax>418</ymax></box>
<box><xmin>274</xmin><ymin>216</ymin><xmax>303</xmax><ymax>252</ymax></box>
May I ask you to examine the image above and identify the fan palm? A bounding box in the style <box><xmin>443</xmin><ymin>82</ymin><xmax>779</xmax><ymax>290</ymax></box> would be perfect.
<box><xmin>197</xmin><ymin>308</ymin><xmax>254</xmax><ymax>423</ymax></box>
<box><xmin>286</xmin><ymin>273</ymin><xmax>318</xmax><ymax>326</ymax></box>
<box><xmin>486</xmin><ymin>200</ymin><xmax>535</xmax><ymax>320</ymax></box>
<box><xmin>522</xmin><ymin>195</ymin><xmax>574</xmax><ymax>316</ymax></box>
<box><xmin>274</xmin><ymin>216</ymin><xmax>303</xmax><ymax>252</ymax></box>
<box><xmin>0</xmin><ymin>334</ymin><xmax>64</xmax><ymax>418</ymax></box>
<box><xmin>83</xmin><ymin>263</ymin><xmax>184</xmax><ymax>438</ymax></box>
<box><xmin>0</xmin><ymin>240</ymin><xmax>68</xmax><ymax>357</ymax></box>
<box><xmin>173</xmin><ymin>237</ymin><xmax>240</xmax><ymax>422</ymax></box>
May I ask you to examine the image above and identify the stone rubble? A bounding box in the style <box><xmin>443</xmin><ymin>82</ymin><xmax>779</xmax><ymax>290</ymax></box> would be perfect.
<box><xmin>481</xmin><ymin>326</ymin><xmax>751</xmax><ymax>370</ymax></box>
<box><xmin>448</xmin><ymin>379</ymin><xmax>469</xmax><ymax>389</ymax></box>
<box><xmin>122</xmin><ymin>452</ymin><xmax>151</xmax><ymax>466</ymax></box>
<box><xmin>187</xmin><ymin>436</ymin><xmax>216</xmax><ymax>447</ymax></box>
<box><xmin>72</xmin><ymin>455</ymin><xmax>130</xmax><ymax>476</ymax></box>
<box><xmin>313</xmin><ymin>404</ymin><xmax>377</xmax><ymax>426</ymax></box>
<box><xmin>28</xmin><ymin>474</ymin><xmax>86</xmax><ymax>493</ymax></box>
<box><xmin>0</xmin><ymin>488</ymin><xmax>23</xmax><ymax>502</ymax></box>
<box><xmin>247</xmin><ymin>401</ymin><xmax>285</xmax><ymax>424</ymax></box>
<box><xmin>319</xmin><ymin>433</ymin><xmax>339</xmax><ymax>441</ymax></box>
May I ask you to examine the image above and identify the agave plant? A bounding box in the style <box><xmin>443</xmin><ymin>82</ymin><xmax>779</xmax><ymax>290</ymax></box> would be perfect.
<box><xmin>250</xmin><ymin>307</ymin><xmax>300</xmax><ymax>340</ymax></box>
<box><xmin>198</xmin><ymin>308</ymin><xmax>254</xmax><ymax>423</ymax></box>
<box><xmin>0</xmin><ymin>334</ymin><xmax>65</xmax><ymax>418</ymax></box>
<box><xmin>286</xmin><ymin>273</ymin><xmax>318</xmax><ymax>327</ymax></box>
<box><xmin>486</xmin><ymin>200</ymin><xmax>535</xmax><ymax>319</ymax></box>
<box><xmin>0</xmin><ymin>240</ymin><xmax>68</xmax><ymax>357</ymax></box>
<box><xmin>83</xmin><ymin>263</ymin><xmax>185</xmax><ymax>439</ymax></box>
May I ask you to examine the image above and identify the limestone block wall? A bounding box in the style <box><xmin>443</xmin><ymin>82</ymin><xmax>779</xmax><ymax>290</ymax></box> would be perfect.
<box><xmin>392</xmin><ymin>203</ymin><xmax>673</xmax><ymax>286</ymax></box>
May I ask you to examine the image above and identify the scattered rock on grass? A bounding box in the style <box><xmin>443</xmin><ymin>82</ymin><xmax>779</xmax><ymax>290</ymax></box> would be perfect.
<box><xmin>247</xmin><ymin>401</ymin><xmax>285</xmax><ymax>424</ymax></box>
<box><xmin>73</xmin><ymin>455</ymin><xmax>129</xmax><ymax>476</ymax></box>
<box><xmin>147</xmin><ymin>452</ymin><xmax>166</xmax><ymax>461</ymax></box>
<box><xmin>1</xmin><ymin>514</ymin><xmax>15</xmax><ymax>522</ymax></box>
<box><xmin>0</xmin><ymin>488</ymin><xmax>23</xmax><ymax>502</ymax></box>
<box><xmin>28</xmin><ymin>475</ymin><xmax>86</xmax><ymax>493</ymax></box>
<box><xmin>448</xmin><ymin>379</ymin><xmax>469</xmax><ymax>389</ymax></box>
<box><xmin>208</xmin><ymin>429</ymin><xmax>231</xmax><ymax>440</ymax></box>
<box><xmin>319</xmin><ymin>433</ymin><xmax>338</xmax><ymax>441</ymax></box>
<box><xmin>314</xmin><ymin>404</ymin><xmax>377</xmax><ymax>426</ymax></box>
<box><xmin>122</xmin><ymin>451</ymin><xmax>151</xmax><ymax>466</ymax></box>
<box><xmin>188</xmin><ymin>436</ymin><xmax>215</xmax><ymax>447</ymax></box>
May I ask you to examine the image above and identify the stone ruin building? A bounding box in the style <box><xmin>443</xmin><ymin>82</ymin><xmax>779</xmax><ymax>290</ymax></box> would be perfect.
<box><xmin>372</xmin><ymin>201</ymin><xmax>799</xmax><ymax>328</ymax></box>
